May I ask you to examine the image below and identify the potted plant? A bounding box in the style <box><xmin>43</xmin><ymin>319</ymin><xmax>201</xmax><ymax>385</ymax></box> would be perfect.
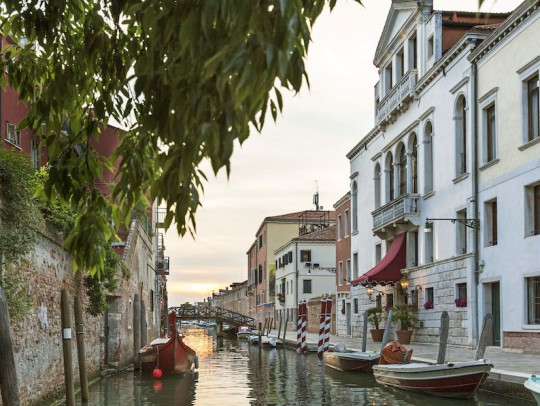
<box><xmin>367</xmin><ymin>306</ymin><xmax>385</xmax><ymax>342</ymax></box>
<box><xmin>454</xmin><ymin>297</ymin><xmax>467</xmax><ymax>307</ymax></box>
<box><xmin>393</xmin><ymin>303</ymin><xmax>418</xmax><ymax>344</ymax></box>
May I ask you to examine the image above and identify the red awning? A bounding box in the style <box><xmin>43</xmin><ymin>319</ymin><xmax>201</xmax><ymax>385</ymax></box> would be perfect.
<box><xmin>351</xmin><ymin>233</ymin><xmax>406</xmax><ymax>286</ymax></box>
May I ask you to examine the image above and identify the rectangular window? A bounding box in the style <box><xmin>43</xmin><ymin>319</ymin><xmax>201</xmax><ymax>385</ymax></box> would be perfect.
<box><xmin>300</xmin><ymin>250</ymin><xmax>311</xmax><ymax>262</ymax></box>
<box><xmin>344</xmin><ymin>210</ymin><xmax>350</xmax><ymax>236</ymax></box>
<box><xmin>346</xmin><ymin>259</ymin><xmax>351</xmax><ymax>284</ymax></box>
<box><xmin>337</xmin><ymin>214</ymin><xmax>342</xmax><ymax>240</ymax></box>
<box><xmin>386</xmin><ymin>294</ymin><xmax>394</xmax><ymax>309</ymax></box>
<box><xmin>456</xmin><ymin>283</ymin><xmax>467</xmax><ymax>307</ymax></box>
<box><xmin>338</xmin><ymin>262</ymin><xmax>343</xmax><ymax>286</ymax></box>
<box><xmin>150</xmin><ymin>290</ymin><xmax>154</xmax><ymax>312</ymax></box>
<box><xmin>527</xmin><ymin>277</ymin><xmax>540</xmax><ymax>324</ymax></box>
<box><xmin>486</xmin><ymin>104</ymin><xmax>497</xmax><ymax>162</ymax></box>
<box><xmin>528</xmin><ymin>74</ymin><xmax>539</xmax><ymax>142</ymax></box>
<box><xmin>385</xmin><ymin>64</ymin><xmax>393</xmax><ymax>93</ymax></box>
<box><xmin>525</xmin><ymin>183</ymin><xmax>540</xmax><ymax>236</ymax></box>
<box><xmin>425</xmin><ymin>225</ymin><xmax>434</xmax><ymax>263</ymax></box>
<box><xmin>288</xmin><ymin>251</ymin><xmax>293</xmax><ymax>262</ymax></box>
<box><xmin>30</xmin><ymin>139</ymin><xmax>40</xmax><ymax>169</ymax></box>
<box><xmin>258</xmin><ymin>265</ymin><xmax>263</xmax><ymax>285</ymax></box>
<box><xmin>6</xmin><ymin>123</ymin><xmax>21</xmax><ymax>147</ymax></box>
<box><xmin>456</xmin><ymin>209</ymin><xmax>468</xmax><ymax>254</ymax></box>
<box><xmin>426</xmin><ymin>287</ymin><xmax>434</xmax><ymax>305</ymax></box>
<box><xmin>353</xmin><ymin>298</ymin><xmax>359</xmax><ymax>314</ymax></box>
<box><xmin>375</xmin><ymin>244</ymin><xmax>382</xmax><ymax>264</ymax></box>
<box><xmin>353</xmin><ymin>253</ymin><xmax>359</xmax><ymax>280</ymax></box>
<box><xmin>258</xmin><ymin>234</ymin><xmax>263</xmax><ymax>248</ymax></box>
<box><xmin>427</xmin><ymin>36</ymin><xmax>434</xmax><ymax>59</ymax></box>
<box><xmin>303</xmin><ymin>279</ymin><xmax>312</xmax><ymax>294</ymax></box>
<box><xmin>491</xmin><ymin>200</ymin><xmax>498</xmax><ymax>245</ymax></box>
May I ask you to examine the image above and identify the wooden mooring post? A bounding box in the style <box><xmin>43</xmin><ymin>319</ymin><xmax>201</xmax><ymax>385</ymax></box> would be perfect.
<box><xmin>476</xmin><ymin>313</ymin><xmax>493</xmax><ymax>360</ymax></box>
<box><xmin>74</xmin><ymin>296</ymin><xmax>89</xmax><ymax>401</ymax></box>
<box><xmin>258</xmin><ymin>322</ymin><xmax>262</xmax><ymax>345</ymax></box>
<box><xmin>61</xmin><ymin>289</ymin><xmax>75</xmax><ymax>406</ymax></box>
<box><xmin>277</xmin><ymin>317</ymin><xmax>283</xmax><ymax>340</ymax></box>
<box><xmin>0</xmin><ymin>285</ymin><xmax>21</xmax><ymax>405</ymax></box>
<box><xmin>437</xmin><ymin>311</ymin><xmax>450</xmax><ymax>364</ymax></box>
<box><xmin>282</xmin><ymin>316</ymin><xmax>289</xmax><ymax>342</ymax></box>
<box><xmin>361</xmin><ymin>310</ymin><xmax>368</xmax><ymax>352</ymax></box>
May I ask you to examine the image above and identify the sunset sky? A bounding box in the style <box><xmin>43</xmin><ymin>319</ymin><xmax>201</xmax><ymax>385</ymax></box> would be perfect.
<box><xmin>165</xmin><ymin>0</ymin><xmax>522</xmax><ymax>306</ymax></box>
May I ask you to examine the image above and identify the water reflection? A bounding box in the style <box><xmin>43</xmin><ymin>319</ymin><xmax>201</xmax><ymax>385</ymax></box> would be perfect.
<box><xmin>63</xmin><ymin>327</ymin><xmax>527</xmax><ymax>405</ymax></box>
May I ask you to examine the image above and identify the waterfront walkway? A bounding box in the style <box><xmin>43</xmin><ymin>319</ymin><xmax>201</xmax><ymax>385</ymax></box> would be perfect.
<box><xmin>271</xmin><ymin>329</ymin><xmax>540</xmax><ymax>386</ymax></box>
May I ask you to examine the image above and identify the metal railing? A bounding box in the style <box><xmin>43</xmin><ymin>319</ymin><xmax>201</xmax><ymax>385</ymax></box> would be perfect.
<box><xmin>170</xmin><ymin>306</ymin><xmax>255</xmax><ymax>328</ymax></box>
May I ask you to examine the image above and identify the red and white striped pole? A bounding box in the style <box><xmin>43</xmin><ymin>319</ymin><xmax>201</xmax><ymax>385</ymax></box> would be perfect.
<box><xmin>301</xmin><ymin>300</ymin><xmax>307</xmax><ymax>354</ymax></box>
<box><xmin>296</xmin><ymin>301</ymin><xmax>302</xmax><ymax>354</ymax></box>
<box><xmin>323</xmin><ymin>296</ymin><xmax>332</xmax><ymax>353</ymax></box>
<box><xmin>318</xmin><ymin>295</ymin><xmax>327</xmax><ymax>359</ymax></box>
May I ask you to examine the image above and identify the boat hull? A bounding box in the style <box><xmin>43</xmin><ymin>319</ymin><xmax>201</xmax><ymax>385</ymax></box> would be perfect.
<box><xmin>140</xmin><ymin>335</ymin><xmax>197</xmax><ymax>374</ymax></box>
<box><xmin>373</xmin><ymin>360</ymin><xmax>493</xmax><ymax>399</ymax></box>
<box><xmin>323</xmin><ymin>352</ymin><xmax>380</xmax><ymax>372</ymax></box>
<box><xmin>524</xmin><ymin>375</ymin><xmax>540</xmax><ymax>405</ymax></box>
<box><xmin>140</xmin><ymin>311</ymin><xmax>197</xmax><ymax>374</ymax></box>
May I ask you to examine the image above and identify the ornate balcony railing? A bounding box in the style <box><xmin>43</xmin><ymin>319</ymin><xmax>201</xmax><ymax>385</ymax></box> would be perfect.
<box><xmin>372</xmin><ymin>194</ymin><xmax>420</xmax><ymax>230</ymax></box>
<box><xmin>376</xmin><ymin>70</ymin><xmax>417</xmax><ymax>127</ymax></box>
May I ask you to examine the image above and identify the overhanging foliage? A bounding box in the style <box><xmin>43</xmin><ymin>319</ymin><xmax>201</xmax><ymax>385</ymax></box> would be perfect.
<box><xmin>1</xmin><ymin>0</ymin><xmax>364</xmax><ymax>277</ymax></box>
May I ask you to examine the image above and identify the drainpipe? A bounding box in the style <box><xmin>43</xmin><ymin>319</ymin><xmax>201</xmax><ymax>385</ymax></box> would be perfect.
<box><xmin>471</xmin><ymin>57</ymin><xmax>480</xmax><ymax>347</ymax></box>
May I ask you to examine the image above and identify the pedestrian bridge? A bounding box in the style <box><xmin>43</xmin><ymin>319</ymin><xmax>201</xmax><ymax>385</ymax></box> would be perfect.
<box><xmin>170</xmin><ymin>306</ymin><xmax>255</xmax><ymax>329</ymax></box>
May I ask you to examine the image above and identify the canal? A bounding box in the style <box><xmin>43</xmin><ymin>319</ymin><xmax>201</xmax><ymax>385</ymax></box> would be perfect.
<box><xmin>62</xmin><ymin>328</ymin><xmax>529</xmax><ymax>405</ymax></box>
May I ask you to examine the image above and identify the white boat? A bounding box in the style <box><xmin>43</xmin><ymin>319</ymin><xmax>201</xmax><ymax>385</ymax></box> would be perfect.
<box><xmin>373</xmin><ymin>359</ymin><xmax>493</xmax><ymax>399</ymax></box>
<box><xmin>237</xmin><ymin>325</ymin><xmax>254</xmax><ymax>339</ymax></box>
<box><xmin>525</xmin><ymin>375</ymin><xmax>540</xmax><ymax>405</ymax></box>
<box><xmin>247</xmin><ymin>334</ymin><xmax>278</xmax><ymax>347</ymax></box>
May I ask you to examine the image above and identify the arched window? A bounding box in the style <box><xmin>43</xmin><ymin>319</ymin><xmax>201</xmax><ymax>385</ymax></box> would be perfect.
<box><xmin>455</xmin><ymin>96</ymin><xmax>467</xmax><ymax>175</ymax></box>
<box><xmin>386</xmin><ymin>153</ymin><xmax>394</xmax><ymax>202</ymax></box>
<box><xmin>352</xmin><ymin>181</ymin><xmax>358</xmax><ymax>232</ymax></box>
<box><xmin>424</xmin><ymin>122</ymin><xmax>433</xmax><ymax>193</ymax></box>
<box><xmin>374</xmin><ymin>163</ymin><xmax>381</xmax><ymax>209</ymax></box>
<box><xmin>411</xmin><ymin>134</ymin><xmax>418</xmax><ymax>193</ymax></box>
<box><xmin>397</xmin><ymin>144</ymin><xmax>407</xmax><ymax>196</ymax></box>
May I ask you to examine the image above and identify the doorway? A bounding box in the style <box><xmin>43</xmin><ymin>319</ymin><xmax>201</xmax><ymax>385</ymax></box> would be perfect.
<box><xmin>105</xmin><ymin>296</ymin><xmax>121</xmax><ymax>367</ymax></box>
<box><xmin>483</xmin><ymin>282</ymin><xmax>501</xmax><ymax>346</ymax></box>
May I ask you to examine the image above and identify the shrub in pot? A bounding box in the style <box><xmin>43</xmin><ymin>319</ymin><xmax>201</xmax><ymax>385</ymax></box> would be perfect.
<box><xmin>367</xmin><ymin>306</ymin><xmax>385</xmax><ymax>342</ymax></box>
<box><xmin>393</xmin><ymin>303</ymin><xmax>418</xmax><ymax>344</ymax></box>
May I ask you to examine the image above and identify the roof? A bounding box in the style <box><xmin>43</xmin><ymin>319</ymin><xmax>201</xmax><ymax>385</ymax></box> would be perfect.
<box><xmin>255</xmin><ymin>209</ymin><xmax>336</xmax><ymax>236</ymax></box>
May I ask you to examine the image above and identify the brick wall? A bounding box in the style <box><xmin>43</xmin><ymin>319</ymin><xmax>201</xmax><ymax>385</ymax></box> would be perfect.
<box><xmin>0</xmin><ymin>221</ymin><xmax>157</xmax><ymax>405</ymax></box>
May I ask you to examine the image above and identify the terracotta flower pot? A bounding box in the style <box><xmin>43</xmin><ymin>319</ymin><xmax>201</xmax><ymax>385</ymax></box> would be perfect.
<box><xmin>370</xmin><ymin>328</ymin><xmax>385</xmax><ymax>342</ymax></box>
<box><xmin>396</xmin><ymin>329</ymin><xmax>413</xmax><ymax>345</ymax></box>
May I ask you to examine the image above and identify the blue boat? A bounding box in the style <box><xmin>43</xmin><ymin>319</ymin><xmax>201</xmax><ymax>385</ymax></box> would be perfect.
<box><xmin>525</xmin><ymin>375</ymin><xmax>540</xmax><ymax>405</ymax></box>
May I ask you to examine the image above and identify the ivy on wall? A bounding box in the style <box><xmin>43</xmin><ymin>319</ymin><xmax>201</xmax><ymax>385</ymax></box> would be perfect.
<box><xmin>0</xmin><ymin>150</ymin><xmax>131</xmax><ymax>318</ymax></box>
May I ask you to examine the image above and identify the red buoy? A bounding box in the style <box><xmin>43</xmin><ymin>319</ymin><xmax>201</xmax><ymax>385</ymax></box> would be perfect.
<box><xmin>153</xmin><ymin>367</ymin><xmax>163</xmax><ymax>379</ymax></box>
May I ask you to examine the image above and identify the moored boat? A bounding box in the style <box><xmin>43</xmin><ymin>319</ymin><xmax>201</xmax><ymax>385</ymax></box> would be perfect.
<box><xmin>525</xmin><ymin>375</ymin><xmax>540</xmax><ymax>405</ymax></box>
<box><xmin>237</xmin><ymin>325</ymin><xmax>254</xmax><ymax>339</ymax></box>
<box><xmin>139</xmin><ymin>311</ymin><xmax>197</xmax><ymax>374</ymax></box>
<box><xmin>372</xmin><ymin>359</ymin><xmax>493</xmax><ymax>399</ymax></box>
<box><xmin>323</xmin><ymin>351</ymin><xmax>380</xmax><ymax>372</ymax></box>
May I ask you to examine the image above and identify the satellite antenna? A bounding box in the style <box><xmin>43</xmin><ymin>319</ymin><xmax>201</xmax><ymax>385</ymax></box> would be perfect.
<box><xmin>313</xmin><ymin>180</ymin><xmax>322</xmax><ymax>211</ymax></box>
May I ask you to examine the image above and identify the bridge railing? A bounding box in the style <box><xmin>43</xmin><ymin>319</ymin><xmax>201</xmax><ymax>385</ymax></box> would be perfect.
<box><xmin>170</xmin><ymin>306</ymin><xmax>255</xmax><ymax>328</ymax></box>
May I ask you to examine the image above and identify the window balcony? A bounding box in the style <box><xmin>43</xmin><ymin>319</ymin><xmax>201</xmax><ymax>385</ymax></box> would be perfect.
<box><xmin>376</xmin><ymin>69</ymin><xmax>417</xmax><ymax>128</ymax></box>
<box><xmin>371</xmin><ymin>194</ymin><xmax>420</xmax><ymax>238</ymax></box>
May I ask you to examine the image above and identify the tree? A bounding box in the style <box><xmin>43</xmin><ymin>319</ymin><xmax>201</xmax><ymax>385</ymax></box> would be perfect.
<box><xmin>0</xmin><ymin>0</ymin><xmax>360</xmax><ymax>276</ymax></box>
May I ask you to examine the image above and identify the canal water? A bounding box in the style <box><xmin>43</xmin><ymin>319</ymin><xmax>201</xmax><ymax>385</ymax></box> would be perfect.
<box><xmin>64</xmin><ymin>327</ymin><xmax>529</xmax><ymax>405</ymax></box>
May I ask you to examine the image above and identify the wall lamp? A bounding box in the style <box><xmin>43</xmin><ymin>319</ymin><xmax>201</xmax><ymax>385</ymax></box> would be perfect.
<box><xmin>400</xmin><ymin>277</ymin><xmax>422</xmax><ymax>295</ymax></box>
<box><xmin>424</xmin><ymin>217</ymin><xmax>480</xmax><ymax>232</ymax></box>
<box><xmin>366</xmin><ymin>285</ymin><xmax>384</xmax><ymax>302</ymax></box>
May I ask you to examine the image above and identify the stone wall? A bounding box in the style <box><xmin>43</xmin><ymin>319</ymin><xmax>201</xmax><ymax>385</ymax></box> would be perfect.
<box><xmin>503</xmin><ymin>332</ymin><xmax>540</xmax><ymax>352</ymax></box>
<box><xmin>0</xmin><ymin>221</ymin><xmax>158</xmax><ymax>405</ymax></box>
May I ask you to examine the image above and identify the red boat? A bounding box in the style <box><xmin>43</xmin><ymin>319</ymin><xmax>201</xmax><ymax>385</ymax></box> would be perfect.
<box><xmin>139</xmin><ymin>311</ymin><xmax>197</xmax><ymax>373</ymax></box>
<box><xmin>372</xmin><ymin>359</ymin><xmax>493</xmax><ymax>399</ymax></box>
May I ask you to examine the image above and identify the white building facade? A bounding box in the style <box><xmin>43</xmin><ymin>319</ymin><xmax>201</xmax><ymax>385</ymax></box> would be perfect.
<box><xmin>275</xmin><ymin>226</ymin><xmax>336</xmax><ymax>330</ymax></box>
<box><xmin>470</xmin><ymin>0</ymin><xmax>540</xmax><ymax>351</ymax></box>
<box><xmin>348</xmin><ymin>0</ymin><xmax>509</xmax><ymax>345</ymax></box>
